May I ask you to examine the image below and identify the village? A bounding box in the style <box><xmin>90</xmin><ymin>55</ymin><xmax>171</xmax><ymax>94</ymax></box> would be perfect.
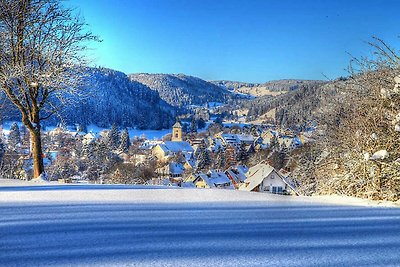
<box><xmin>0</xmin><ymin>108</ymin><xmax>312</xmax><ymax>195</ymax></box>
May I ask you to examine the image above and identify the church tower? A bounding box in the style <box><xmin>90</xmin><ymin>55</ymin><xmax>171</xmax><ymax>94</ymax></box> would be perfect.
<box><xmin>171</xmin><ymin>121</ymin><xmax>183</xmax><ymax>142</ymax></box>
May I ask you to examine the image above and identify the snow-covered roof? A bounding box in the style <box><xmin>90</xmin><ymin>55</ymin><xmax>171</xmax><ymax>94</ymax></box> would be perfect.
<box><xmin>140</xmin><ymin>140</ymin><xmax>163</xmax><ymax>149</ymax></box>
<box><xmin>237</xmin><ymin>165</ymin><xmax>249</xmax><ymax>174</ymax></box>
<box><xmin>172</xmin><ymin>122</ymin><xmax>182</xmax><ymax>128</ymax></box>
<box><xmin>84</xmin><ymin>132</ymin><xmax>97</xmax><ymax>139</ymax></box>
<box><xmin>185</xmin><ymin>158</ymin><xmax>196</xmax><ymax>169</ymax></box>
<box><xmin>220</xmin><ymin>134</ymin><xmax>240</xmax><ymax>145</ymax></box>
<box><xmin>240</xmin><ymin>164</ymin><xmax>280</xmax><ymax>192</ymax></box>
<box><xmin>221</xmin><ymin>134</ymin><xmax>239</xmax><ymax>140</ymax></box>
<box><xmin>195</xmin><ymin>171</ymin><xmax>233</xmax><ymax>188</ymax></box>
<box><xmin>162</xmin><ymin>141</ymin><xmax>194</xmax><ymax>153</ymax></box>
<box><xmin>226</xmin><ymin>165</ymin><xmax>248</xmax><ymax>184</ymax></box>
<box><xmin>169</xmin><ymin>163</ymin><xmax>185</xmax><ymax>175</ymax></box>
<box><xmin>237</xmin><ymin>134</ymin><xmax>254</xmax><ymax>143</ymax></box>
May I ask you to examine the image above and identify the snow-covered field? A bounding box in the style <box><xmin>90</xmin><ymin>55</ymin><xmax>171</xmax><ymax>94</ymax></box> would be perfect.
<box><xmin>0</xmin><ymin>180</ymin><xmax>400</xmax><ymax>267</ymax></box>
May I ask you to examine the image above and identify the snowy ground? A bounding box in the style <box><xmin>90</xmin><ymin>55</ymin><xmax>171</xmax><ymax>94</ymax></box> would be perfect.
<box><xmin>0</xmin><ymin>180</ymin><xmax>400</xmax><ymax>267</ymax></box>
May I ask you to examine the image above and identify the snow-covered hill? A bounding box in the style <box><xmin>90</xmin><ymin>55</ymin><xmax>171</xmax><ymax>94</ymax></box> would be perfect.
<box><xmin>0</xmin><ymin>182</ymin><xmax>399</xmax><ymax>267</ymax></box>
<box><xmin>212</xmin><ymin>79</ymin><xmax>326</xmax><ymax>97</ymax></box>
<box><xmin>129</xmin><ymin>73</ymin><xmax>233</xmax><ymax>108</ymax></box>
<box><xmin>0</xmin><ymin>68</ymin><xmax>177</xmax><ymax>130</ymax></box>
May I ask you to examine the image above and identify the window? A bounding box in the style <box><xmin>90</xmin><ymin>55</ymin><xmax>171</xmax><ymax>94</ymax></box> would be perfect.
<box><xmin>271</xmin><ymin>186</ymin><xmax>283</xmax><ymax>194</ymax></box>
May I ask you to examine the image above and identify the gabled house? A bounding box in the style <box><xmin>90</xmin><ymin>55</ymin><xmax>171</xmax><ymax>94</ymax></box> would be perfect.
<box><xmin>193</xmin><ymin>170</ymin><xmax>233</xmax><ymax>189</ymax></box>
<box><xmin>239</xmin><ymin>163</ymin><xmax>296</xmax><ymax>194</ymax></box>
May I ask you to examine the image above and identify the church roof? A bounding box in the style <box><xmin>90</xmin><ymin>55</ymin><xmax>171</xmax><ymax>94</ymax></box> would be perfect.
<box><xmin>163</xmin><ymin>141</ymin><xmax>194</xmax><ymax>153</ymax></box>
<box><xmin>172</xmin><ymin>121</ymin><xmax>182</xmax><ymax>128</ymax></box>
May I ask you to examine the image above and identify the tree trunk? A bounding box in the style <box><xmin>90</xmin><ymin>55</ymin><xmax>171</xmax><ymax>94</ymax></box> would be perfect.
<box><xmin>30</xmin><ymin>128</ymin><xmax>44</xmax><ymax>178</ymax></box>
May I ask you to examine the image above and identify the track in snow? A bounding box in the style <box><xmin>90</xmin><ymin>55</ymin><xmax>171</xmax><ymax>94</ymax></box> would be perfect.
<box><xmin>0</xmin><ymin>184</ymin><xmax>399</xmax><ymax>266</ymax></box>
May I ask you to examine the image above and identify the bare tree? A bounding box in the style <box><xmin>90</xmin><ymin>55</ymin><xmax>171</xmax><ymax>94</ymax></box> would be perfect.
<box><xmin>0</xmin><ymin>0</ymin><xmax>97</xmax><ymax>178</ymax></box>
<box><xmin>291</xmin><ymin>37</ymin><xmax>400</xmax><ymax>201</ymax></box>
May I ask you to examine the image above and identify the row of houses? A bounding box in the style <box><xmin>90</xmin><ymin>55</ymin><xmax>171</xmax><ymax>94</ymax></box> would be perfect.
<box><xmin>175</xmin><ymin>163</ymin><xmax>297</xmax><ymax>195</ymax></box>
<box><xmin>150</xmin><ymin>133</ymin><xmax>302</xmax><ymax>164</ymax></box>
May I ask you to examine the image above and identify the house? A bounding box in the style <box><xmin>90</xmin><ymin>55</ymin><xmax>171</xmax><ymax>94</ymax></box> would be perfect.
<box><xmin>225</xmin><ymin>165</ymin><xmax>248</xmax><ymax>188</ymax></box>
<box><xmin>277</xmin><ymin>137</ymin><xmax>302</xmax><ymax>151</ymax></box>
<box><xmin>156</xmin><ymin>162</ymin><xmax>186</xmax><ymax>180</ymax></box>
<box><xmin>140</xmin><ymin>140</ymin><xmax>163</xmax><ymax>150</ymax></box>
<box><xmin>184</xmin><ymin>158</ymin><xmax>196</xmax><ymax>171</ymax></box>
<box><xmin>219</xmin><ymin>134</ymin><xmax>240</xmax><ymax>148</ymax></box>
<box><xmin>188</xmin><ymin>137</ymin><xmax>208</xmax><ymax>147</ymax></box>
<box><xmin>48</xmin><ymin>127</ymin><xmax>65</xmax><ymax>137</ymax></box>
<box><xmin>82</xmin><ymin>132</ymin><xmax>97</xmax><ymax>145</ymax></box>
<box><xmin>152</xmin><ymin>141</ymin><xmax>194</xmax><ymax>161</ymax></box>
<box><xmin>253</xmin><ymin>137</ymin><xmax>267</xmax><ymax>151</ymax></box>
<box><xmin>193</xmin><ymin>170</ymin><xmax>233</xmax><ymax>189</ymax></box>
<box><xmin>239</xmin><ymin>163</ymin><xmax>295</xmax><ymax>194</ymax></box>
<box><xmin>237</xmin><ymin>134</ymin><xmax>254</xmax><ymax>145</ymax></box>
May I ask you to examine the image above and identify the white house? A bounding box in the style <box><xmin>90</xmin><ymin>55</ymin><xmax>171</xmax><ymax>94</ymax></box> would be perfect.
<box><xmin>239</xmin><ymin>163</ymin><xmax>295</xmax><ymax>194</ymax></box>
<box><xmin>82</xmin><ymin>132</ymin><xmax>97</xmax><ymax>145</ymax></box>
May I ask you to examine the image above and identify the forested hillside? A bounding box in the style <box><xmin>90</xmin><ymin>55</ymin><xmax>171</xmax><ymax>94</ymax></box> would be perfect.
<box><xmin>129</xmin><ymin>73</ymin><xmax>232</xmax><ymax>107</ymax></box>
<box><xmin>0</xmin><ymin>68</ymin><xmax>176</xmax><ymax>129</ymax></box>
<box><xmin>244</xmin><ymin>82</ymin><xmax>327</xmax><ymax>130</ymax></box>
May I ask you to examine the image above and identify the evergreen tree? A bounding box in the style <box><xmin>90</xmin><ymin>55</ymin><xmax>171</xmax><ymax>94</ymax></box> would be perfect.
<box><xmin>279</xmin><ymin>143</ymin><xmax>289</xmax><ymax>165</ymax></box>
<box><xmin>182</xmin><ymin>123</ymin><xmax>189</xmax><ymax>134</ymax></box>
<box><xmin>196</xmin><ymin>142</ymin><xmax>211</xmax><ymax>170</ymax></box>
<box><xmin>95</xmin><ymin>140</ymin><xmax>110</xmax><ymax>162</ymax></box>
<box><xmin>82</xmin><ymin>141</ymin><xmax>95</xmax><ymax>159</ymax></box>
<box><xmin>237</xmin><ymin>143</ymin><xmax>249</xmax><ymax>163</ymax></box>
<box><xmin>107</xmin><ymin>124</ymin><xmax>120</xmax><ymax>149</ymax></box>
<box><xmin>0</xmin><ymin>138</ymin><xmax>5</xmax><ymax>162</ymax></box>
<box><xmin>270</xmin><ymin>135</ymin><xmax>279</xmax><ymax>151</ymax></box>
<box><xmin>197</xmin><ymin>118</ymin><xmax>206</xmax><ymax>129</ymax></box>
<box><xmin>119</xmin><ymin>128</ymin><xmax>130</xmax><ymax>152</ymax></box>
<box><xmin>215</xmin><ymin>147</ymin><xmax>226</xmax><ymax>170</ymax></box>
<box><xmin>224</xmin><ymin>145</ymin><xmax>237</xmax><ymax>168</ymax></box>
<box><xmin>190</xmin><ymin>117</ymin><xmax>197</xmax><ymax>133</ymax></box>
<box><xmin>8</xmin><ymin>123</ymin><xmax>21</xmax><ymax>148</ymax></box>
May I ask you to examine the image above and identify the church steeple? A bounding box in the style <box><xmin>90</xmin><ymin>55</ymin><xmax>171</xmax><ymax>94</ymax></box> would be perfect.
<box><xmin>171</xmin><ymin>121</ymin><xmax>183</xmax><ymax>142</ymax></box>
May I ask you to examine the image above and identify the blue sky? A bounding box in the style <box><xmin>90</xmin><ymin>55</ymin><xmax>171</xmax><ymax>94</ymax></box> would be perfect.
<box><xmin>69</xmin><ymin>0</ymin><xmax>400</xmax><ymax>82</ymax></box>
